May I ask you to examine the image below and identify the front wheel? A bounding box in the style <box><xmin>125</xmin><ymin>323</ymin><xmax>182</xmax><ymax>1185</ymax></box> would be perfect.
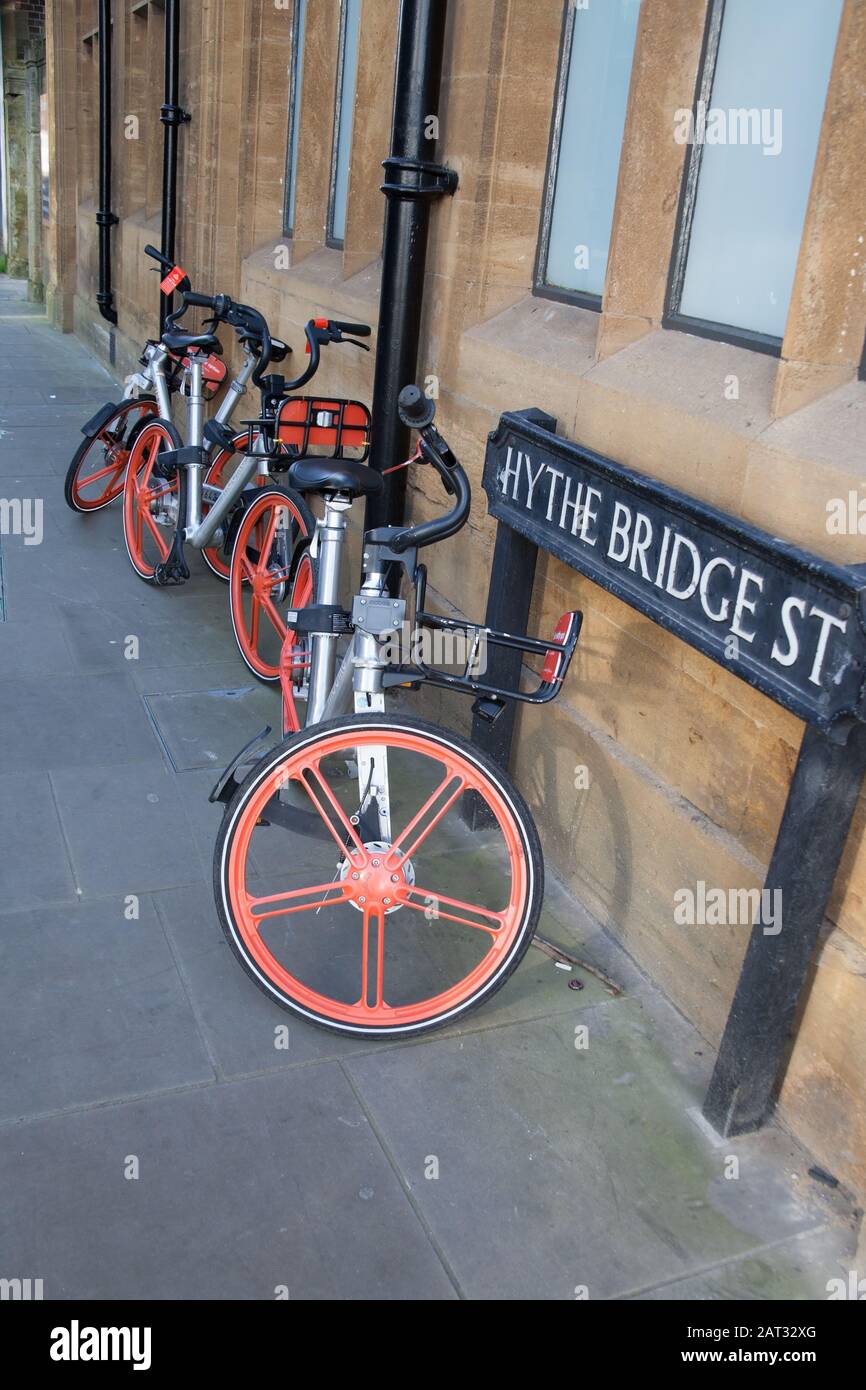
<box><xmin>64</xmin><ymin>397</ymin><xmax>158</xmax><ymax>512</ymax></box>
<box><xmin>214</xmin><ymin>713</ymin><xmax>543</xmax><ymax>1038</ymax></box>
<box><xmin>122</xmin><ymin>418</ymin><xmax>183</xmax><ymax>582</ymax></box>
<box><xmin>228</xmin><ymin>485</ymin><xmax>315</xmax><ymax>683</ymax></box>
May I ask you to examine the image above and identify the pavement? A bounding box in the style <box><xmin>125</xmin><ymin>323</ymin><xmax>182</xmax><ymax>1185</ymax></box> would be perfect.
<box><xmin>0</xmin><ymin>275</ymin><xmax>859</xmax><ymax>1300</ymax></box>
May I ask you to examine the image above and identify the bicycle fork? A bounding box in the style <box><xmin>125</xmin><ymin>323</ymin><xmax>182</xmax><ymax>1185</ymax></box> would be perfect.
<box><xmin>305</xmin><ymin>500</ymin><xmax>392</xmax><ymax>843</ymax></box>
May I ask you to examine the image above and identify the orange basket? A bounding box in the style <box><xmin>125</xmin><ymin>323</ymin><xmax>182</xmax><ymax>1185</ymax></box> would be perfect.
<box><xmin>276</xmin><ymin>397</ymin><xmax>371</xmax><ymax>460</ymax></box>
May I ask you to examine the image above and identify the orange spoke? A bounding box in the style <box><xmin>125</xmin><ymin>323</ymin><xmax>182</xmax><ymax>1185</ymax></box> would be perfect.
<box><xmin>260</xmin><ymin>591</ymin><xmax>287</xmax><ymax>639</ymax></box>
<box><xmin>296</xmin><ymin>760</ymin><xmax>367</xmax><ymax>862</ymax></box>
<box><xmin>360</xmin><ymin>903</ymin><xmax>386</xmax><ymax>1010</ymax></box>
<box><xmin>248</xmin><ymin>880</ymin><xmax>352</xmax><ymax>923</ymax></box>
<box><xmin>396</xmin><ymin>885</ymin><xmax>504</xmax><ymax>937</ymax></box>
<box><xmin>384</xmin><ymin>774</ymin><xmax>466</xmax><ymax>868</ymax></box>
<box><xmin>85</xmin><ymin>458</ymin><xmax>124</xmax><ymax>487</ymax></box>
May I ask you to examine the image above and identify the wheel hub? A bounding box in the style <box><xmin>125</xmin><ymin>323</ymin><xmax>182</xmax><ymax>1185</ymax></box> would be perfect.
<box><xmin>339</xmin><ymin>841</ymin><xmax>415</xmax><ymax>915</ymax></box>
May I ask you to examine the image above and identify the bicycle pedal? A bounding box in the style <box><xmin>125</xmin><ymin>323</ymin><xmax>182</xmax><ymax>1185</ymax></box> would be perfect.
<box><xmin>153</xmin><ymin>534</ymin><xmax>190</xmax><ymax>586</ymax></box>
<box><xmin>153</xmin><ymin>561</ymin><xmax>189</xmax><ymax>585</ymax></box>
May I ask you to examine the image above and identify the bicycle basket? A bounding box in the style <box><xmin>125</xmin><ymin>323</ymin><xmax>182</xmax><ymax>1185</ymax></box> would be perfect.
<box><xmin>276</xmin><ymin>397</ymin><xmax>371</xmax><ymax>460</ymax></box>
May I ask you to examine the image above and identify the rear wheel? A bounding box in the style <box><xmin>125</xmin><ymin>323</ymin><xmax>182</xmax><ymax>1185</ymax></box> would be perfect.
<box><xmin>122</xmin><ymin>418</ymin><xmax>183</xmax><ymax>583</ymax></box>
<box><xmin>64</xmin><ymin>397</ymin><xmax>158</xmax><ymax>512</ymax></box>
<box><xmin>229</xmin><ymin>485</ymin><xmax>315</xmax><ymax>683</ymax></box>
<box><xmin>200</xmin><ymin>432</ymin><xmax>277</xmax><ymax>582</ymax></box>
<box><xmin>280</xmin><ymin>546</ymin><xmax>317</xmax><ymax>734</ymax></box>
<box><xmin>214</xmin><ymin>713</ymin><xmax>543</xmax><ymax>1038</ymax></box>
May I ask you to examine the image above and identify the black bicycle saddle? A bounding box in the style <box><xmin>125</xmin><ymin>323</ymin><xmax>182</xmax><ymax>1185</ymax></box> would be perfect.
<box><xmin>162</xmin><ymin>331</ymin><xmax>223</xmax><ymax>355</ymax></box>
<box><xmin>289</xmin><ymin>456</ymin><xmax>384</xmax><ymax>499</ymax></box>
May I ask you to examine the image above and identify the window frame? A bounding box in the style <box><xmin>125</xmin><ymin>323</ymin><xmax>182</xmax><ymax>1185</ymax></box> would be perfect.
<box><xmin>282</xmin><ymin>0</ymin><xmax>305</xmax><ymax>239</ymax></box>
<box><xmin>663</xmin><ymin>0</ymin><xmax>786</xmax><ymax>358</ymax></box>
<box><xmin>326</xmin><ymin>0</ymin><xmax>357</xmax><ymax>251</ymax></box>
<box><xmin>533</xmin><ymin>2</ymin><xmax>604</xmax><ymax>312</ymax></box>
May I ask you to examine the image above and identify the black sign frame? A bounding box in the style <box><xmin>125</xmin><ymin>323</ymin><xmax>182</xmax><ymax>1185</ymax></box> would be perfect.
<box><xmin>472</xmin><ymin>408</ymin><xmax>866</xmax><ymax>1140</ymax></box>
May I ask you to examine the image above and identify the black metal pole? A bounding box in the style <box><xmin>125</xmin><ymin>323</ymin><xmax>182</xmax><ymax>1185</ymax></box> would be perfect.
<box><xmin>703</xmin><ymin>721</ymin><xmax>866</xmax><ymax>1135</ymax></box>
<box><xmin>159</xmin><ymin>0</ymin><xmax>190</xmax><ymax>334</ymax></box>
<box><xmin>365</xmin><ymin>0</ymin><xmax>457</xmax><ymax>532</ymax></box>
<box><xmin>95</xmin><ymin>0</ymin><xmax>117</xmax><ymax>325</ymax></box>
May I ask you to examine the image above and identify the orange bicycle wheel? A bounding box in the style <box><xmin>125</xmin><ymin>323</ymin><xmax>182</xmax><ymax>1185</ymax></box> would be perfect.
<box><xmin>122</xmin><ymin>418</ymin><xmax>182</xmax><ymax>582</ymax></box>
<box><xmin>280</xmin><ymin>547</ymin><xmax>316</xmax><ymax>734</ymax></box>
<box><xmin>200</xmin><ymin>432</ymin><xmax>276</xmax><ymax>581</ymax></box>
<box><xmin>214</xmin><ymin>714</ymin><xmax>543</xmax><ymax>1038</ymax></box>
<box><xmin>64</xmin><ymin>398</ymin><xmax>158</xmax><ymax>512</ymax></box>
<box><xmin>229</xmin><ymin>485</ymin><xmax>314</xmax><ymax>683</ymax></box>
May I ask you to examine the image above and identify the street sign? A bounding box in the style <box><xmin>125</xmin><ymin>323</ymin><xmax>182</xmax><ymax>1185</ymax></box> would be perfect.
<box><xmin>483</xmin><ymin>411</ymin><xmax>866</xmax><ymax>733</ymax></box>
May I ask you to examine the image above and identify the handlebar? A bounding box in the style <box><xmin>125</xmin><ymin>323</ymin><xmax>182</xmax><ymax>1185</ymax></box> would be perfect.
<box><xmin>369</xmin><ymin>385</ymin><xmax>471</xmax><ymax>555</ymax></box>
<box><xmin>144</xmin><ymin>243</ymin><xmax>177</xmax><ymax>273</ymax></box>
<box><xmin>145</xmin><ymin>244</ymin><xmax>370</xmax><ymax>394</ymax></box>
<box><xmin>279</xmin><ymin>316</ymin><xmax>372</xmax><ymax>392</ymax></box>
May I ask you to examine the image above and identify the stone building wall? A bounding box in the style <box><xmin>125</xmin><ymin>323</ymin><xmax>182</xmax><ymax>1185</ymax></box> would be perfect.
<box><xmin>43</xmin><ymin>0</ymin><xmax>866</xmax><ymax>1197</ymax></box>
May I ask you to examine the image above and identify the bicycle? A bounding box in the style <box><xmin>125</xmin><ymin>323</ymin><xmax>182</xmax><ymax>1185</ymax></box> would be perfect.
<box><xmin>64</xmin><ymin>246</ymin><xmax>235</xmax><ymax>520</ymax></box>
<box><xmin>122</xmin><ymin>274</ymin><xmax>371</xmax><ymax>604</ymax></box>
<box><xmin>211</xmin><ymin>385</ymin><xmax>582</xmax><ymax>1039</ymax></box>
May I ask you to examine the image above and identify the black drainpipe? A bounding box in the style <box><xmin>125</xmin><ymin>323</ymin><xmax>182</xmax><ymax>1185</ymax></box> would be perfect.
<box><xmin>365</xmin><ymin>0</ymin><xmax>457</xmax><ymax>531</ymax></box>
<box><xmin>159</xmin><ymin>0</ymin><xmax>190</xmax><ymax>334</ymax></box>
<box><xmin>95</xmin><ymin>0</ymin><xmax>118</xmax><ymax>325</ymax></box>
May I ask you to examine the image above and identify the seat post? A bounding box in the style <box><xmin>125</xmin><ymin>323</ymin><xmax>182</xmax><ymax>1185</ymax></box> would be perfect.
<box><xmin>306</xmin><ymin>494</ymin><xmax>351</xmax><ymax>726</ymax></box>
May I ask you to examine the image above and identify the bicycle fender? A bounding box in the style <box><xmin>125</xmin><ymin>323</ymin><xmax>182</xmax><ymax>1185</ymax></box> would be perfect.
<box><xmin>81</xmin><ymin>401</ymin><xmax>121</xmax><ymax>438</ymax></box>
<box><xmin>209</xmin><ymin>726</ymin><xmax>274</xmax><ymax>806</ymax></box>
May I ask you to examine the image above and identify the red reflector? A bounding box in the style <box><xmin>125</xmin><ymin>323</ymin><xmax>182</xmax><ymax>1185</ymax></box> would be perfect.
<box><xmin>540</xmin><ymin>613</ymin><xmax>572</xmax><ymax>683</ymax></box>
<box><xmin>160</xmin><ymin>265</ymin><xmax>186</xmax><ymax>295</ymax></box>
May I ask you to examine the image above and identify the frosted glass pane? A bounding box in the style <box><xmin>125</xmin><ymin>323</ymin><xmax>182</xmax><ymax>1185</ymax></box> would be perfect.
<box><xmin>678</xmin><ymin>0</ymin><xmax>842</xmax><ymax>338</ymax></box>
<box><xmin>330</xmin><ymin>0</ymin><xmax>361</xmax><ymax>244</ymax></box>
<box><xmin>544</xmin><ymin>0</ymin><xmax>641</xmax><ymax>297</ymax></box>
<box><xmin>286</xmin><ymin>0</ymin><xmax>307</xmax><ymax>234</ymax></box>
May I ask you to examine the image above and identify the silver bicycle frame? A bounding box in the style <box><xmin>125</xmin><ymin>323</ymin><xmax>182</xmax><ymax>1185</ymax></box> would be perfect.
<box><xmin>303</xmin><ymin>495</ymin><xmax>393</xmax><ymax>841</ymax></box>
<box><xmin>145</xmin><ymin>344</ymin><xmax>261</xmax><ymax>551</ymax></box>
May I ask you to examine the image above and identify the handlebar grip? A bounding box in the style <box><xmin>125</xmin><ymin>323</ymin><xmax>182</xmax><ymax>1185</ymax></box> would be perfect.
<box><xmin>332</xmin><ymin>320</ymin><xmax>371</xmax><ymax>337</ymax></box>
<box><xmin>144</xmin><ymin>244</ymin><xmax>174</xmax><ymax>270</ymax></box>
<box><xmin>184</xmin><ymin>290</ymin><xmax>218</xmax><ymax>310</ymax></box>
<box><xmin>398</xmin><ymin>384</ymin><xmax>436</xmax><ymax>430</ymax></box>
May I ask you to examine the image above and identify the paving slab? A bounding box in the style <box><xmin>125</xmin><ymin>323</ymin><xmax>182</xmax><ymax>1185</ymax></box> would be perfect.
<box><xmin>344</xmin><ymin>1008</ymin><xmax>843</xmax><ymax>1300</ymax></box>
<box><xmin>0</xmin><ymin>1066</ymin><xmax>457</xmax><ymax>1299</ymax></box>
<box><xmin>0</xmin><ymin>895</ymin><xmax>213</xmax><ymax>1121</ymax></box>
<box><xmin>624</xmin><ymin>1227</ymin><xmax>857</xmax><ymax>1301</ymax></box>
<box><xmin>0</xmin><ymin>770</ymin><xmax>77</xmax><ymax>912</ymax></box>
<box><xmin>0</xmin><ymin>671</ymin><xmax>162</xmax><ymax>772</ymax></box>
<box><xmin>50</xmin><ymin>760</ymin><xmax>207</xmax><ymax>896</ymax></box>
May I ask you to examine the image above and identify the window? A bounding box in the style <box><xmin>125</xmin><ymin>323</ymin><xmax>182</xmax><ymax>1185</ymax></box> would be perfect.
<box><xmin>666</xmin><ymin>0</ymin><xmax>843</xmax><ymax>352</ymax></box>
<box><xmin>283</xmin><ymin>0</ymin><xmax>307</xmax><ymax>237</ymax></box>
<box><xmin>536</xmin><ymin>0</ymin><xmax>642</xmax><ymax>306</ymax></box>
<box><xmin>327</xmin><ymin>0</ymin><xmax>361</xmax><ymax>248</ymax></box>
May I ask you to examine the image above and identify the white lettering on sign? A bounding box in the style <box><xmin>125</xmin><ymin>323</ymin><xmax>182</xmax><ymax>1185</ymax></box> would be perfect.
<box><xmin>494</xmin><ymin>444</ymin><xmax>850</xmax><ymax>691</ymax></box>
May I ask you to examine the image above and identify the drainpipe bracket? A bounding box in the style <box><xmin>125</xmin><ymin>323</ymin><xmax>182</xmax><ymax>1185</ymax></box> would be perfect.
<box><xmin>160</xmin><ymin>103</ymin><xmax>191</xmax><ymax>127</ymax></box>
<box><xmin>380</xmin><ymin>157</ymin><xmax>458</xmax><ymax>201</ymax></box>
<box><xmin>95</xmin><ymin>210</ymin><xmax>119</xmax><ymax>228</ymax></box>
